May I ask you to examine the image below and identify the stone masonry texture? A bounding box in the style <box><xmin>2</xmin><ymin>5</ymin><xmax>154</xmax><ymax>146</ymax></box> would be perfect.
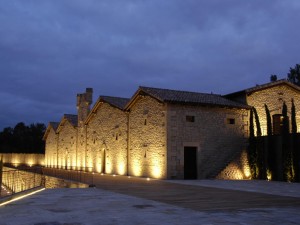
<box><xmin>43</xmin><ymin>81</ymin><xmax>300</xmax><ymax>180</ymax></box>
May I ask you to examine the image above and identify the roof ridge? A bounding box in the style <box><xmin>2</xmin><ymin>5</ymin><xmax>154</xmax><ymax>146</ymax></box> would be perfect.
<box><xmin>64</xmin><ymin>113</ymin><xmax>77</xmax><ymax>117</ymax></box>
<box><xmin>139</xmin><ymin>86</ymin><xmax>220</xmax><ymax>96</ymax></box>
<box><xmin>225</xmin><ymin>79</ymin><xmax>300</xmax><ymax>96</ymax></box>
<box><xmin>100</xmin><ymin>95</ymin><xmax>130</xmax><ymax>100</ymax></box>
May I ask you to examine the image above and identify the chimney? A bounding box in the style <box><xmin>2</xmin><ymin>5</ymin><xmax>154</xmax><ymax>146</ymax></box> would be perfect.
<box><xmin>77</xmin><ymin>88</ymin><xmax>93</xmax><ymax>126</ymax></box>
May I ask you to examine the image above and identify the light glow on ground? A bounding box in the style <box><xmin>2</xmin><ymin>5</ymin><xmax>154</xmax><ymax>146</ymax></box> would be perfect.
<box><xmin>0</xmin><ymin>188</ymin><xmax>45</xmax><ymax>207</ymax></box>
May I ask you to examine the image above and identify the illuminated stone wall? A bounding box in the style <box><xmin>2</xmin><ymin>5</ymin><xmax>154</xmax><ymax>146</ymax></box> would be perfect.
<box><xmin>86</xmin><ymin>102</ymin><xmax>128</xmax><ymax>174</ymax></box>
<box><xmin>76</xmin><ymin>88</ymin><xmax>93</xmax><ymax>170</ymax></box>
<box><xmin>246</xmin><ymin>84</ymin><xmax>300</xmax><ymax>135</ymax></box>
<box><xmin>166</xmin><ymin>105</ymin><xmax>248</xmax><ymax>179</ymax></box>
<box><xmin>76</xmin><ymin>126</ymin><xmax>86</xmax><ymax>170</ymax></box>
<box><xmin>128</xmin><ymin>96</ymin><xmax>167</xmax><ymax>179</ymax></box>
<box><xmin>1</xmin><ymin>153</ymin><xmax>44</xmax><ymax>166</ymax></box>
<box><xmin>44</xmin><ymin>83</ymin><xmax>300</xmax><ymax>180</ymax></box>
<box><xmin>216</xmin><ymin>150</ymin><xmax>250</xmax><ymax>179</ymax></box>
<box><xmin>44</xmin><ymin>127</ymin><xmax>57</xmax><ymax>168</ymax></box>
<box><xmin>57</xmin><ymin>121</ymin><xmax>77</xmax><ymax>169</ymax></box>
<box><xmin>77</xmin><ymin>88</ymin><xmax>93</xmax><ymax>126</ymax></box>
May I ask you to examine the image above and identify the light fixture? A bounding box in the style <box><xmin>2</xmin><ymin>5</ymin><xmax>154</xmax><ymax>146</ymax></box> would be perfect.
<box><xmin>0</xmin><ymin>188</ymin><xmax>45</xmax><ymax>207</ymax></box>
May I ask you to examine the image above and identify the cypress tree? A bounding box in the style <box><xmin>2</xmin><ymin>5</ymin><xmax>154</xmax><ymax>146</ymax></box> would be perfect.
<box><xmin>265</xmin><ymin>104</ymin><xmax>272</xmax><ymax>136</ymax></box>
<box><xmin>248</xmin><ymin>108</ymin><xmax>257</xmax><ymax>179</ymax></box>
<box><xmin>282</xmin><ymin>102</ymin><xmax>292</xmax><ymax>181</ymax></box>
<box><xmin>291</xmin><ymin>99</ymin><xmax>297</xmax><ymax>134</ymax></box>
<box><xmin>249</xmin><ymin>108</ymin><xmax>255</xmax><ymax>138</ymax></box>
<box><xmin>282</xmin><ymin>102</ymin><xmax>289</xmax><ymax>134</ymax></box>
<box><xmin>291</xmin><ymin>99</ymin><xmax>299</xmax><ymax>182</ymax></box>
<box><xmin>253</xmin><ymin>107</ymin><xmax>262</xmax><ymax>137</ymax></box>
<box><xmin>253</xmin><ymin>107</ymin><xmax>265</xmax><ymax>179</ymax></box>
<box><xmin>265</xmin><ymin>104</ymin><xmax>274</xmax><ymax>180</ymax></box>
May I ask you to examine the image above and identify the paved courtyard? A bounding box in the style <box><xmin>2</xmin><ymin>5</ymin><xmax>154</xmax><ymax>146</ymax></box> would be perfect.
<box><xmin>0</xmin><ymin>174</ymin><xmax>300</xmax><ymax>225</ymax></box>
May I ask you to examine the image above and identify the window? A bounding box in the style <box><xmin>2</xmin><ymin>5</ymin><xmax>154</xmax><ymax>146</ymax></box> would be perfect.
<box><xmin>227</xmin><ymin>118</ymin><xmax>235</xmax><ymax>124</ymax></box>
<box><xmin>186</xmin><ymin>115</ymin><xmax>195</xmax><ymax>122</ymax></box>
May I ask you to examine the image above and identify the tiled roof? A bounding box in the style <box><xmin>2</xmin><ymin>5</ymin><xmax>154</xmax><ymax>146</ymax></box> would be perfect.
<box><xmin>49</xmin><ymin>122</ymin><xmax>59</xmax><ymax>131</ymax></box>
<box><xmin>101</xmin><ymin>96</ymin><xmax>130</xmax><ymax>110</ymax></box>
<box><xmin>64</xmin><ymin>114</ymin><xmax>78</xmax><ymax>127</ymax></box>
<box><xmin>225</xmin><ymin>79</ymin><xmax>300</xmax><ymax>97</ymax></box>
<box><xmin>138</xmin><ymin>86</ymin><xmax>250</xmax><ymax>109</ymax></box>
<box><xmin>43</xmin><ymin>122</ymin><xmax>60</xmax><ymax>140</ymax></box>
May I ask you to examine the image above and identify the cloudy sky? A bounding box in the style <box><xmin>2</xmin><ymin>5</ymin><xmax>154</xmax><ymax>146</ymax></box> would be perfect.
<box><xmin>0</xmin><ymin>0</ymin><xmax>299</xmax><ymax>129</ymax></box>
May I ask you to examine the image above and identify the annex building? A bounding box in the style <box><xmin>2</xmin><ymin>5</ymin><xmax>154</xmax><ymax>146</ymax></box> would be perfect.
<box><xmin>43</xmin><ymin>80</ymin><xmax>300</xmax><ymax>179</ymax></box>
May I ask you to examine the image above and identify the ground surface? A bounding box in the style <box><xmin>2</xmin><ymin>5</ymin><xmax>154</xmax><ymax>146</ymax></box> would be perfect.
<box><xmin>0</xmin><ymin>174</ymin><xmax>300</xmax><ymax>225</ymax></box>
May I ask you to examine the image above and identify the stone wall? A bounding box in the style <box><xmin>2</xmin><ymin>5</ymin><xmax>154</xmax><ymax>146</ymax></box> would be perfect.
<box><xmin>167</xmin><ymin>104</ymin><xmax>249</xmax><ymax>179</ymax></box>
<box><xmin>44</xmin><ymin>83</ymin><xmax>300</xmax><ymax>180</ymax></box>
<box><xmin>77</xmin><ymin>88</ymin><xmax>93</xmax><ymax>126</ymax></box>
<box><xmin>77</xmin><ymin>126</ymin><xmax>87</xmax><ymax>170</ymax></box>
<box><xmin>128</xmin><ymin>95</ymin><xmax>167</xmax><ymax>179</ymax></box>
<box><xmin>57</xmin><ymin>121</ymin><xmax>77</xmax><ymax>169</ymax></box>
<box><xmin>44</xmin><ymin>175</ymin><xmax>88</xmax><ymax>188</ymax></box>
<box><xmin>247</xmin><ymin>84</ymin><xmax>300</xmax><ymax>135</ymax></box>
<box><xmin>216</xmin><ymin>150</ymin><xmax>250</xmax><ymax>179</ymax></box>
<box><xmin>1</xmin><ymin>153</ymin><xmax>44</xmax><ymax>167</ymax></box>
<box><xmin>86</xmin><ymin>102</ymin><xmax>128</xmax><ymax>174</ymax></box>
<box><xmin>45</xmin><ymin>127</ymin><xmax>57</xmax><ymax>168</ymax></box>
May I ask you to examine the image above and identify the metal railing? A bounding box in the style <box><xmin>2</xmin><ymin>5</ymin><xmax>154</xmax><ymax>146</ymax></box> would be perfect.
<box><xmin>42</xmin><ymin>167</ymin><xmax>95</xmax><ymax>185</ymax></box>
<box><xmin>0</xmin><ymin>167</ymin><xmax>44</xmax><ymax>197</ymax></box>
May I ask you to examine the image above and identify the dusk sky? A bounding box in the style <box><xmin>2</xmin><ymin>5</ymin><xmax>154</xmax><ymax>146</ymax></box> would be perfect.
<box><xmin>1</xmin><ymin>0</ymin><xmax>300</xmax><ymax>130</ymax></box>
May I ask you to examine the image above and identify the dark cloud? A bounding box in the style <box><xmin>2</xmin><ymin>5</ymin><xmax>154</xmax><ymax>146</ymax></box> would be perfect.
<box><xmin>0</xmin><ymin>0</ymin><xmax>300</xmax><ymax>129</ymax></box>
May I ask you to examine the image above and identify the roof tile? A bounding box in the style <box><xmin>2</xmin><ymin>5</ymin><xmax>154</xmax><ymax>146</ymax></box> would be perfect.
<box><xmin>139</xmin><ymin>86</ymin><xmax>249</xmax><ymax>109</ymax></box>
<box><xmin>101</xmin><ymin>96</ymin><xmax>130</xmax><ymax>110</ymax></box>
<box><xmin>64</xmin><ymin>114</ymin><xmax>78</xmax><ymax>127</ymax></box>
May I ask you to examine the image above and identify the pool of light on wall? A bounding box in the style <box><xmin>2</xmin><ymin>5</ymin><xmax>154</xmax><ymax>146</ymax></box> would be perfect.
<box><xmin>117</xmin><ymin>162</ymin><xmax>126</xmax><ymax>175</ymax></box>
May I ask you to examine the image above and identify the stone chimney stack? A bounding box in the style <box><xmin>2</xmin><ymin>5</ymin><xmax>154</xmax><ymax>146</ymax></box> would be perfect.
<box><xmin>77</xmin><ymin>88</ymin><xmax>93</xmax><ymax>126</ymax></box>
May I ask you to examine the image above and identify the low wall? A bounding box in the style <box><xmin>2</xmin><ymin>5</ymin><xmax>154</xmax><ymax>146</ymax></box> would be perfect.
<box><xmin>1</xmin><ymin>166</ymin><xmax>87</xmax><ymax>197</ymax></box>
<box><xmin>1</xmin><ymin>153</ymin><xmax>45</xmax><ymax>167</ymax></box>
<box><xmin>1</xmin><ymin>167</ymin><xmax>43</xmax><ymax>194</ymax></box>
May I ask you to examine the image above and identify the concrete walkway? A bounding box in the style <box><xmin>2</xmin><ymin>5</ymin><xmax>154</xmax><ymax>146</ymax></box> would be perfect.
<box><xmin>0</xmin><ymin>174</ymin><xmax>300</xmax><ymax>224</ymax></box>
<box><xmin>89</xmin><ymin>174</ymin><xmax>300</xmax><ymax>211</ymax></box>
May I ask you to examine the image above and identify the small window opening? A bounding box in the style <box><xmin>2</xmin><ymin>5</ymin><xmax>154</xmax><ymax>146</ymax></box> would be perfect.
<box><xmin>227</xmin><ymin>118</ymin><xmax>235</xmax><ymax>124</ymax></box>
<box><xmin>144</xmin><ymin>119</ymin><xmax>147</xmax><ymax>125</ymax></box>
<box><xmin>186</xmin><ymin>115</ymin><xmax>195</xmax><ymax>122</ymax></box>
<box><xmin>115</xmin><ymin>133</ymin><xmax>118</xmax><ymax>141</ymax></box>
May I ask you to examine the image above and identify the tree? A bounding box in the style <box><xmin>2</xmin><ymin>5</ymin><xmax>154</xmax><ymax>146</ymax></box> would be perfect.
<box><xmin>282</xmin><ymin>102</ymin><xmax>289</xmax><ymax>135</ymax></box>
<box><xmin>265</xmin><ymin>104</ymin><xmax>272</xmax><ymax>136</ymax></box>
<box><xmin>248</xmin><ymin>108</ymin><xmax>257</xmax><ymax>179</ymax></box>
<box><xmin>270</xmin><ymin>75</ymin><xmax>278</xmax><ymax>82</ymax></box>
<box><xmin>253</xmin><ymin>107</ymin><xmax>265</xmax><ymax>179</ymax></box>
<box><xmin>287</xmin><ymin>64</ymin><xmax>300</xmax><ymax>86</ymax></box>
<box><xmin>291</xmin><ymin>99</ymin><xmax>297</xmax><ymax>134</ymax></box>
<box><xmin>282</xmin><ymin>102</ymin><xmax>293</xmax><ymax>181</ymax></box>
<box><xmin>291</xmin><ymin>99</ymin><xmax>299</xmax><ymax>182</ymax></box>
<box><xmin>265</xmin><ymin>104</ymin><xmax>274</xmax><ymax>180</ymax></box>
<box><xmin>0</xmin><ymin>122</ymin><xmax>46</xmax><ymax>154</ymax></box>
<box><xmin>253</xmin><ymin>107</ymin><xmax>262</xmax><ymax>137</ymax></box>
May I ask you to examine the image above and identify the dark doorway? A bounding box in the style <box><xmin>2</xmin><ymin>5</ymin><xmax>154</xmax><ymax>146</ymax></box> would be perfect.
<box><xmin>184</xmin><ymin>147</ymin><xmax>197</xmax><ymax>179</ymax></box>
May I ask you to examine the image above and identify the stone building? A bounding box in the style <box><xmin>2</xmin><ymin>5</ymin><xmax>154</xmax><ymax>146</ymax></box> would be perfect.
<box><xmin>43</xmin><ymin>80</ymin><xmax>300</xmax><ymax>179</ymax></box>
<box><xmin>225</xmin><ymin>80</ymin><xmax>300</xmax><ymax>135</ymax></box>
<box><xmin>85</xmin><ymin>96</ymin><xmax>130</xmax><ymax>175</ymax></box>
